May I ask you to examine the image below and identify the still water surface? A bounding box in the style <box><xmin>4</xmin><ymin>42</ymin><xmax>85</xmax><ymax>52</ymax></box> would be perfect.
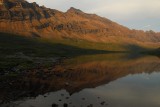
<box><xmin>1</xmin><ymin>54</ymin><xmax>160</xmax><ymax>107</ymax></box>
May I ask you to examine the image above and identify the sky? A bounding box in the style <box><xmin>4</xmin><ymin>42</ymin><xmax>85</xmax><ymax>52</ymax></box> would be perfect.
<box><xmin>27</xmin><ymin>0</ymin><xmax>160</xmax><ymax>32</ymax></box>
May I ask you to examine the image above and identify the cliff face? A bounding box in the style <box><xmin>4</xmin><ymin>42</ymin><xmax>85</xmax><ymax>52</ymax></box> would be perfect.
<box><xmin>0</xmin><ymin>0</ymin><xmax>160</xmax><ymax>45</ymax></box>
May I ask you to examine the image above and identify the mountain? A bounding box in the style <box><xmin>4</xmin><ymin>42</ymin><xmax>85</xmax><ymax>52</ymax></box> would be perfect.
<box><xmin>0</xmin><ymin>0</ymin><xmax>160</xmax><ymax>46</ymax></box>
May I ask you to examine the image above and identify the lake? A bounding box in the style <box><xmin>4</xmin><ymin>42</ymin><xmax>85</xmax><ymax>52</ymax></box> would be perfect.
<box><xmin>0</xmin><ymin>54</ymin><xmax>160</xmax><ymax>107</ymax></box>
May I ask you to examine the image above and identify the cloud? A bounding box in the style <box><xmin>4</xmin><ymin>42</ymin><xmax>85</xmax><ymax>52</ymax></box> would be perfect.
<box><xmin>142</xmin><ymin>25</ymin><xmax>151</xmax><ymax>28</ymax></box>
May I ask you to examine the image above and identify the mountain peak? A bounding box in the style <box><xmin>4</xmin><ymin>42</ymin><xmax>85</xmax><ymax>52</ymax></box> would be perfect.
<box><xmin>0</xmin><ymin>1</ymin><xmax>160</xmax><ymax>44</ymax></box>
<box><xmin>67</xmin><ymin>7</ymin><xmax>83</xmax><ymax>13</ymax></box>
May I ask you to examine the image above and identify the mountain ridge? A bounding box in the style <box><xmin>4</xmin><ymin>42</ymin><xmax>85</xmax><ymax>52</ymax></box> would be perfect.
<box><xmin>0</xmin><ymin>0</ymin><xmax>160</xmax><ymax>47</ymax></box>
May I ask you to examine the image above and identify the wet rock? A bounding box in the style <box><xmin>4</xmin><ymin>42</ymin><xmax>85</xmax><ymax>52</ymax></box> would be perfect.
<box><xmin>63</xmin><ymin>103</ymin><xmax>68</xmax><ymax>107</ymax></box>
<box><xmin>82</xmin><ymin>98</ymin><xmax>85</xmax><ymax>100</ymax></box>
<box><xmin>66</xmin><ymin>97</ymin><xmax>69</xmax><ymax>99</ymax></box>
<box><xmin>58</xmin><ymin>99</ymin><xmax>62</xmax><ymax>101</ymax></box>
<box><xmin>100</xmin><ymin>101</ymin><xmax>105</xmax><ymax>105</ymax></box>
<box><xmin>52</xmin><ymin>103</ymin><xmax>58</xmax><ymax>107</ymax></box>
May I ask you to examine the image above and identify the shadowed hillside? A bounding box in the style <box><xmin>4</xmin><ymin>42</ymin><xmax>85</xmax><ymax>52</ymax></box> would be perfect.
<box><xmin>1</xmin><ymin>32</ymin><xmax>159</xmax><ymax>71</ymax></box>
<box><xmin>0</xmin><ymin>32</ymin><xmax>114</xmax><ymax>71</ymax></box>
<box><xmin>146</xmin><ymin>47</ymin><xmax>160</xmax><ymax>57</ymax></box>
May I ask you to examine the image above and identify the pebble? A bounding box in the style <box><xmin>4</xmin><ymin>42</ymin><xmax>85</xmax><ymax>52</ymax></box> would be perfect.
<box><xmin>63</xmin><ymin>103</ymin><xmax>68</xmax><ymax>107</ymax></box>
<box><xmin>66</xmin><ymin>97</ymin><xmax>69</xmax><ymax>99</ymax></box>
<box><xmin>52</xmin><ymin>103</ymin><xmax>58</xmax><ymax>107</ymax></box>
<box><xmin>87</xmin><ymin>104</ymin><xmax>93</xmax><ymax>107</ymax></box>
<box><xmin>82</xmin><ymin>98</ymin><xmax>85</xmax><ymax>100</ymax></box>
<box><xmin>100</xmin><ymin>101</ymin><xmax>105</xmax><ymax>105</ymax></box>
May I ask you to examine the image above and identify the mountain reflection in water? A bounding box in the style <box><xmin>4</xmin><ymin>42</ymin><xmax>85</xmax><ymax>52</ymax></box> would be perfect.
<box><xmin>0</xmin><ymin>54</ymin><xmax>160</xmax><ymax>107</ymax></box>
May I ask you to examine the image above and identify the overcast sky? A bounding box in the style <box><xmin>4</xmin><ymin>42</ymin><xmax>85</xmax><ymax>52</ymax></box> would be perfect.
<box><xmin>27</xmin><ymin>0</ymin><xmax>160</xmax><ymax>32</ymax></box>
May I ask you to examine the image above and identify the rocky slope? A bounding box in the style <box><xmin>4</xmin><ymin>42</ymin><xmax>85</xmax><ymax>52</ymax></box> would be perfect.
<box><xmin>0</xmin><ymin>0</ymin><xmax>160</xmax><ymax>46</ymax></box>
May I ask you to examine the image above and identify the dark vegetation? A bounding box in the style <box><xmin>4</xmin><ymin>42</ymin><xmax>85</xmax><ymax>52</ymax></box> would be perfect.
<box><xmin>0</xmin><ymin>32</ymin><xmax>159</xmax><ymax>72</ymax></box>
<box><xmin>0</xmin><ymin>32</ymin><xmax>111</xmax><ymax>71</ymax></box>
<box><xmin>146</xmin><ymin>48</ymin><xmax>160</xmax><ymax>57</ymax></box>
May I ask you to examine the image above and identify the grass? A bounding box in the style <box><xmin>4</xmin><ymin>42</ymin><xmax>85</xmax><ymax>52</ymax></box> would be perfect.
<box><xmin>0</xmin><ymin>32</ymin><xmax>159</xmax><ymax>71</ymax></box>
<box><xmin>0</xmin><ymin>33</ymin><xmax>121</xmax><ymax>56</ymax></box>
<box><xmin>45</xmin><ymin>38</ymin><xmax>125</xmax><ymax>51</ymax></box>
<box><xmin>0</xmin><ymin>32</ymin><xmax>112</xmax><ymax>70</ymax></box>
